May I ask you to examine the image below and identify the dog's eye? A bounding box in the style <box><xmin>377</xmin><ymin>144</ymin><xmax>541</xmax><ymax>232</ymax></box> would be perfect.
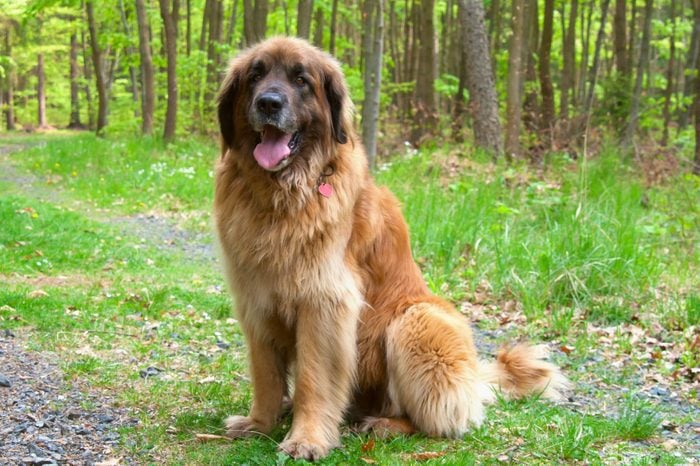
<box><xmin>252</xmin><ymin>74</ymin><xmax>262</xmax><ymax>82</ymax></box>
<box><xmin>295</xmin><ymin>76</ymin><xmax>306</xmax><ymax>87</ymax></box>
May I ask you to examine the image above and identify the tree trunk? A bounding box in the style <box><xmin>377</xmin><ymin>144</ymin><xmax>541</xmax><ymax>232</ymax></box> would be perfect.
<box><xmin>329</xmin><ymin>0</ymin><xmax>339</xmax><ymax>54</ymax></box>
<box><xmin>186</xmin><ymin>0</ymin><xmax>192</xmax><ymax>54</ymax></box>
<box><xmin>2</xmin><ymin>29</ymin><xmax>15</xmax><ymax>131</ymax></box>
<box><xmin>680</xmin><ymin>0</ymin><xmax>700</xmax><ymax>130</ymax></box>
<box><xmin>118</xmin><ymin>0</ymin><xmax>140</xmax><ymax>113</ymax></box>
<box><xmin>695</xmin><ymin>0</ymin><xmax>700</xmax><ymax>174</ymax></box>
<box><xmin>254</xmin><ymin>0</ymin><xmax>268</xmax><ymax>42</ymax></box>
<box><xmin>522</xmin><ymin>0</ymin><xmax>538</xmax><ymax>133</ymax></box>
<box><xmin>578</xmin><ymin>2</ymin><xmax>594</xmax><ymax>105</ymax></box>
<box><xmin>661</xmin><ymin>0</ymin><xmax>676</xmax><ymax>146</ymax></box>
<box><xmin>614</xmin><ymin>0</ymin><xmax>628</xmax><ymax>74</ymax></box>
<box><xmin>135</xmin><ymin>0</ymin><xmax>155</xmax><ymax>135</ymax></box>
<box><xmin>159</xmin><ymin>0</ymin><xmax>179</xmax><ymax>142</ymax></box>
<box><xmin>226</xmin><ymin>0</ymin><xmax>239</xmax><ymax>44</ymax></box>
<box><xmin>458</xmin><ymin>0</ymin><xmax>502</xmax><ymax>157</ymax></box>
<box><xmin>200</xmin><ymin>0</ymin><xmax>211</xmax><ymax>49</ymax></box>
<box><xmin>244</xmin><ymin>0</ymin><xmax>267</xmax><ymax>44</ymax></box>
<box><xmin>297</xmin><ymin>0</ymin><xmax>313</xmax><ymax>39</ymax></box>
<box><xmin>583</xmin><ymin>0</ymin><xmax>611</xmax><ymax>118</ymax></box>
<box><xmin>488</xmin><ymin>0</ymin><xmax>501</xmax><ymax>54</ymax></box>
<box><xmin>86</xmin><ymin>0</ymin><xmax>108</xmax><ymax>134</ymax></box>
<box><xmin>207</xmin><ymin>0</ymin><xmax>224</xmax><ymax>82</ymax></box>
<box><xmin>560</xmin><ymin>0</ymin><xmax>577</xmax><ymax>119</ymax></box>
<box><xmin>312</xmin><ymin>7</ymin><xmax>324</xmax><ymax>47</ymax></box>
<box><xmin>37</xmin><ymin>53</ymin><xmax>48</xmax><ymax>128</ymax></box>
<box><xmin>411</xmin><ymin>0</ymin><xmax>436</xmax><ymax>145</ymax></box>
<box><xmin>505</xmin><ymin>0</ymin><xmax>528</xmax><ymax>160</ymax></box>
<box><xmin>68</xmin><ymin>32</ymin><xmax>83</xmax><ymax>129</ymax></box>
<box><xmin>361</xmin><ymin>0</ymin><xmax>383</xmax><ymax>168</ymax></box>
<box><xmin>80</xmin><ymin>29</ymin><xmax>94</xmax><ymax>130</ymax></box>
<box><xmin>538</xmin><ymin>0</ymin><xmax>555</xmax><ymax>137</ymax></box>
<box><xmin>623</xmin><ymin>0</ymin><xmax>653</xmax><ymax>146</ymax></box>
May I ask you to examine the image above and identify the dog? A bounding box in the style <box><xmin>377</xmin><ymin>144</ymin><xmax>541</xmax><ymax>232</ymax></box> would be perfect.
<box><xmin>214</xmin><ymin>37</ymin><xmax>568</xmax><ymax>461</ymax></box>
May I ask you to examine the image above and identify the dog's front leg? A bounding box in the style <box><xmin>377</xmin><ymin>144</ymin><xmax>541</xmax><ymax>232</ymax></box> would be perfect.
<box><xmin>279</xmin><ymin>291</ymin><xmax>360</xmax><ymax>460</ymax></box>
<box><xmin>225</xmin><ymin>329</ymin><xmax>287</xmax><ymax>438</ymax></box>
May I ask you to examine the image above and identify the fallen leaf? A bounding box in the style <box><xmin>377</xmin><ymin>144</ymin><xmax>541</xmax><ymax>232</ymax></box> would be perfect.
<box><xmin>661</xmin><ymin>439</ymin><xmax>679</xmax><ymax>451</ymax></box>
<box><xmin>408</xmin><ymin>451</ymin><xmax>445</xmax><ymax>461</ymax></box>
<box><xmin>560</xmin><ymin>344</ymin><xmax>574</xmax><ymax>355</ymax></box>
<box><xmin>361</xmin><ymin>438</ymin><xmax>375</xmax><ymax>452</ymax></box>
<box><xmin>360</xmin><ymin>458</ymin><xmax>376</xmax><ymax>464</ymax></box>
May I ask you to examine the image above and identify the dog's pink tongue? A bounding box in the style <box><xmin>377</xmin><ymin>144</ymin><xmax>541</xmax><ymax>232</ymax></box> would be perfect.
<box><xmin>254</xmin><ymin>129</ymin><xmax>292</xmax><ymax>170</ymax></box>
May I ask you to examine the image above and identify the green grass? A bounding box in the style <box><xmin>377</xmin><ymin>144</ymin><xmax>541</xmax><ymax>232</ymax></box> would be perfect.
<box><xmin>1</xmin><ymin>134</ymin><xmax>698</xmax><ymax>464</ymax></box>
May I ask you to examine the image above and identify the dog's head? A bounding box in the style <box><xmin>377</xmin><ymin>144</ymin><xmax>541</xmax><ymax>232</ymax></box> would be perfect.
<box><xmin>217</xmin><ymin>37</ymin><xmax>350</xmax><ymax>173</ymax></box>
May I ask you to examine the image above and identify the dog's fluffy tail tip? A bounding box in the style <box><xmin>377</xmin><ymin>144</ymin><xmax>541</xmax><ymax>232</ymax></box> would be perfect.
<box><xmin>482</xmin><ymin>343</ymin><xmax>570</xmax><ymax>401</ymax></box>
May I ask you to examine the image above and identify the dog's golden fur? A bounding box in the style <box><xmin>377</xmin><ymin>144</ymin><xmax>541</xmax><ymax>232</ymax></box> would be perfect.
<box><xmin>214</xmin><ymin>37</ymin><xmax>568</xmax><ymax>460</ymax></box>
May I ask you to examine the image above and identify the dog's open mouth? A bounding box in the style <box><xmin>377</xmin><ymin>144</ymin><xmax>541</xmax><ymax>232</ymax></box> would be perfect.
<box><xmin>253</xmin><ymin>126</ymin><xmax>301</xmax><ymax>172</ymax></box>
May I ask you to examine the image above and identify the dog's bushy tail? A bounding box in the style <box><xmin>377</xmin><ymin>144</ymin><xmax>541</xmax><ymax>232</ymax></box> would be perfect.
<box><xmin>480</xmin><ymin>344</ymin><xmax>570</xmax><ymax>401</ymax></box>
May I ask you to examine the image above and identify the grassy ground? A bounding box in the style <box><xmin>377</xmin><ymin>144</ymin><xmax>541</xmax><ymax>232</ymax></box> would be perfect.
<box><xmin>1</xmin><ymin>132</ymin><xmax>698</xmax><ymax>464</ymax></box>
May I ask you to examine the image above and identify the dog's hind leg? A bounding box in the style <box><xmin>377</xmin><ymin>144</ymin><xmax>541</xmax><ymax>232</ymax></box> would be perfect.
<box><xmin>384</xmin><ymin>302</ymin><xmax>494</xmax><ymax>438</ymax></box>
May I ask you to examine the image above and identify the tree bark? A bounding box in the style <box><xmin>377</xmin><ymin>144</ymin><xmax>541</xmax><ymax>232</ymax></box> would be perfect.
<box><xmin>226</xmin><ymin>0</ymin><xmax>240</xmax><ymax>44</ymax></box>
<box><xmin>117</xmin><ymin>0</ymin><xmax>140</xmax><ymax>112</ymax></box>
<box><xmin>2</xmin><ymin>30</ymin><xmax>16</xmax><ymax>131</ymax></box>
<box><xmin>297</xmin><ymin>0</ymin><xmax>313</xmax><ymax>39</ymax></box>
<box><xmin>522</xmin><ymin>0</ymin><xmax>538</xmax><ymax>133</ymax></box>
<box><xmin>505</xmin><ymin>0</ymin><xmax>528</xmax><ymax>160</ymax></box>
<box><xmin>411</xmin><ymin>0</ymin><xmax>436</xmax><ymax>145</ymax></box>
<box><xmin>312</xmin><ymin>6</ymin><xmax>324</xmax><ymax>47</ymax></box>
<box><xmin>458</xmin><ymin>0</ymin><xmax>502</xmax><ymax>157</ymax></box>
<box><xmin>538</xmin><ymin>0</ymin><xmax>555</xmax><ymax>137</ymax></box>
<box><xmin>583</xmin><ymin>0</ymin><xmax>611</xmax><ymax>118</ymax></box>
<box><xmin>560</xmin><ymin>0</ymin><xmax>577</xmax><ymax>119</ymax></box>
<box><xmin>135</xmin><ymin>0</ymin><xmax>155</xmax><ymax>135</ymax></box>
<box><xmin>86</xmin><ymin>0</ymin><xmax>108</xmax><ymax>134</ymax></box>
<box><xmin>614</xmin><ymin>0</ymin><xmax>628</xmax><ymax>74</ymax></box>
<box><xmin>158</xmin><ymin>0</ymin><xmax>179</xmax><ymax>142</ymax></box>
<box><xmin>37</xmin><ymin>53</ymin><xmax>48</xmax><ymax>128</ymax></box>
<box><xmin>329</xmin><ymin>0</ymin><xmax>339</xmax><ymax>54</ymax></box>
<box><xmin>80</xmin><ymin>29</ymin><xmax>94</xmax><ymax>130</ymax></box>
<box><xmin>695</xmin><ymin>0</ymin><xmax>700</xmax><ymax>174</ymax></box>
<box><xmin>68</xmin><ymin>32</ymin><xmax>83</xmax><ymax>129</ymax></box>
<box><xmin>361</xmin><ymin>0</ymin><xmax>383</xmax><ymax>168</ymax></box>
<box><xmin>661</xmin><ymin>0</ymin><xmax>676</xmax><ymax>146</ymax></box>
<box><xmin>243</xmin><ymin>0</ymin><xmax>267</xmax><ymax>44</ymax></box>
<box><xmin>623</xmin><ymin>0</ymin><xmax>653</xmax><ymax>146</ymax></box>
<box><xmin>680</xmin><ymin>0</ymin><xmax>700</xmax><ymax>130</ymax></box>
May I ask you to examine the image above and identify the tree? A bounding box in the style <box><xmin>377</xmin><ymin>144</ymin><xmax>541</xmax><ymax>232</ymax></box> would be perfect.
<box><xmin>85</xmin><ymin>0</ymin><xmax>108</xmax><ymax>134</ymax></box>
<box><xmin>243</xmin><ymin>0</ymin><xmax>267</xmax><ymax>45</ymax></box>
<box><xmin>623</xmin><ymin>0</ymin><xmax>653</xmax><ymax>146</ymax></box>
<box><xmin>560</xmin><ymin>0</ymin><xmax>577</xmax><ymax>120</ymax></box>
<box><xmin>135</xmin><ymin>0</ymin><xmax>155</xmax><ymax>135</ymax></box>
<box><xmin>614</xmin><ymin>0</ymin><xmax>629</xmax><ymax>75</ymax></box>
<box><xmin>68</xmin><ymin>31</ymin><xmax>82</xmax><ymax>129</ymax></box>
<box><xmin>457</xmin><ymin>0</ymin><xmax>502</xmax><ymax>157</ymax></box>
<box><xmin>37</xmin><ymin>52</ymin><xmax>48</xmax><ymax>128</ymax></box>
<box><xmin>297</xmin><ymin>0</ymin><xmax>313</xmax><ymax>39</ymax></box>
<box><xmin>661</xmin><ymin>0</ymin><xmax>677</xmax><ymax>146</ymax></box>
<box><xmin>361</xmin><ymin>0</ymin><xmax>383</xmax><ymax>167</ymax></box>
<box><xmin>505</xmin><ymin>0</ymin><xmax>529</xmax><ymax>159</ymax></box>
<box><xmin>159</xmin><ymin>0</ymin><xmax>179</xmax><ymax>142</ymax></box>
<box><xmin>538</xmin><ymin>0</ymin><xmax>555</xmax><ymax>138</ymax></box>
<box><xmin>411</xmin><ymin>0</ymin><xmax>436</xmax><ymax>145</ymax></box>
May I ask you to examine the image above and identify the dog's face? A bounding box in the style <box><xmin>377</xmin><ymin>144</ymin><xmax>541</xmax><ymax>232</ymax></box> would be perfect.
<box><xmin>218</xmin><ymin>38</ymin><xmax>349</xmax><ymax>173</ymax></box>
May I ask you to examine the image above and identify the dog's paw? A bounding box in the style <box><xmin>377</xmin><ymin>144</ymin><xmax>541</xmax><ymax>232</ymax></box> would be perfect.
<box><xmin>357</xmin><ymin>416</ymin><xmax>415</xmax><ymax>437</ymax></box>
<box><xmin>279</xmin><ymin>438</ymin><xmax>331</xmax><ymax>461</ymax></box>
<box><xmin>224</xmin><ymin>415</ymin><xmax>268</xmax><ymax>439</ymax></box>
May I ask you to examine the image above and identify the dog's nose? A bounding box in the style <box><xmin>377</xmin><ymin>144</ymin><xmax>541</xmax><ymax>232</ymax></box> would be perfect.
<box><xmin>256</xmin><ymin>92</ymin><xmax>285</xmax><ymax>115</ymax></box>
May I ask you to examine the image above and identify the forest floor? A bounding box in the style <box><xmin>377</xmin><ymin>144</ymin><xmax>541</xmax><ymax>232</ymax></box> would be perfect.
<box><xmin>0</xmin><ymin>133</ymin><xmax>698</xmax><ymax>465</ymax></box>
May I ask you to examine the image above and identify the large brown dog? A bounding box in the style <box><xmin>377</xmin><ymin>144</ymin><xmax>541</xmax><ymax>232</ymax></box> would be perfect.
<box><xmin>214</xmin><ymin>37</ymin><xmax>568</xmax><ymax>460</ymax></box>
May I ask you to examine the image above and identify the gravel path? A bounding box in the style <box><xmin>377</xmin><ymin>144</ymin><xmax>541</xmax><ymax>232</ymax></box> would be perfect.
<box><xmin>0</xmin><ymin>333</ymin><xmax>136</xmax><ymax>465</ymax></box>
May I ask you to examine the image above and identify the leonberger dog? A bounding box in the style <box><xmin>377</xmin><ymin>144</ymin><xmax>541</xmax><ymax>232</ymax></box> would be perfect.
<box><xmin>214</xmin><ymin>37</ymin><xmax>568</xmax><ymax>460</ymax></box>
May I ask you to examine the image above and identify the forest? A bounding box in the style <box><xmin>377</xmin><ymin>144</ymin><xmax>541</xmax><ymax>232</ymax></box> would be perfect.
<box><xmin>0</xmin><ymin>0</ymin><xmax>699</xmax><ymax>172</ymax></box>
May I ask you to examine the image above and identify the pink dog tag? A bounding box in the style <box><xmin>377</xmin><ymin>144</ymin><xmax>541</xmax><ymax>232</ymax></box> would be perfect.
<box><xmin>318</xmin><ymin>182</ymin><xmax>333</xmax><ymax>198</ymax></box>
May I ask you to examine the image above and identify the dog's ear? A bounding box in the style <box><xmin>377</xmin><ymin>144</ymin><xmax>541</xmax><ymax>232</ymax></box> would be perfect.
<box><xmin>217</xmin><ymin>67</ymin><xmax>241</xmax><ymax>150</ymax></box>
<box><xmin>324</xmin><ymin>67</ymin><xmax>348</xmax><ymax>144</ymax></box>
